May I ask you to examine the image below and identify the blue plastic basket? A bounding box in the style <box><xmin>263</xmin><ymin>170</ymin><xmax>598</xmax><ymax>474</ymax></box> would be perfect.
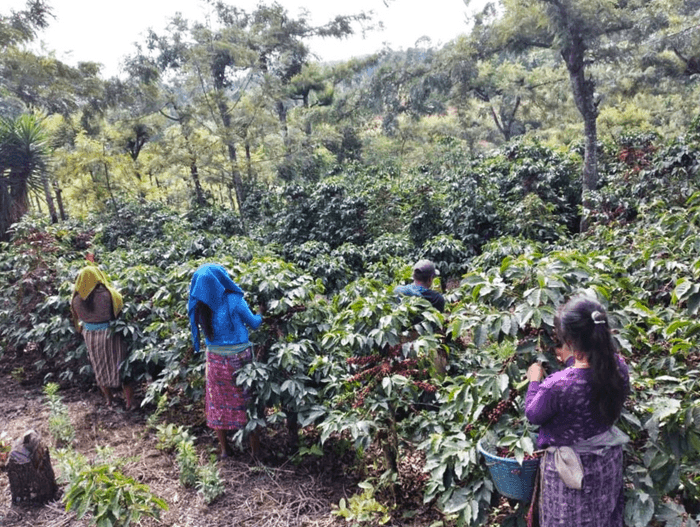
<box><xmin>478</xmin><ymin>439</ymin><xmax>540</xmax><ymax>502</ymax></box>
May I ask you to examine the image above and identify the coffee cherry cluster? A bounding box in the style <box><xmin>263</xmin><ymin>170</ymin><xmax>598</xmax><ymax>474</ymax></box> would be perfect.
<box><xmin>412</xmin><ymin>381</ymin><xmax>437</xmax><ymax>393</ymax></box>
<box><xmin>351</xmin><ymin>379</ymin><xmax>378</xmax><ymax>409</ymax></box>
<box><xmin>348</xmin><ymin>364</ymin><xmax>383</xmax><ymax>383</ymax></box>
<box><xmin>18</xmin><ymin>231</ymin><xmax>60</xmax><ymax>254</ymax></box>
<box><xmin>522</xmin><ymin>325</ymin><xmax>540</xmax><ymax>337</ymax></box>
<box><xmin>498</xmin><ymin>354</ymin><xmax>516</xmax><ymax>373</ymax></box>
<box><xmin>496</xmin><ymin>446</ymin><xmax>541</xmax><ymax>461</ymax></box>
<box><xmin>388</xmin><ymin>344</ymin><xmax>402</xmax><ymax>358</ymax></box>
<box><xmin>347</xmin><ymin>354</ymin><xmax>381</xmax><ymax>366</ymax></box>
<box><xmin>71</xmin><ymin>230</ymin><xmax>94</xmax><ymax>250</ymax></box>
<box><xmin>346</xmin><ymin>346</ymin><xmax>436</xmax><ymax>407</ymax></box>
<box><xmin>485</xmin><ymin>389</ymin><xmax>518</xmax><ymax>425</ymax></box>
<box><xmin>347</xmin><ymin>356</ymin><xmax>423</xmax><ymax>384</ymax></box>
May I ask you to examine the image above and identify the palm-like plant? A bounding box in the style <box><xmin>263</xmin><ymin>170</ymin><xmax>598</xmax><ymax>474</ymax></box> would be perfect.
<box><xmin>0</xmin><ymin>113</ymin><xmax>49</xmax><ymax>241</ymax></box>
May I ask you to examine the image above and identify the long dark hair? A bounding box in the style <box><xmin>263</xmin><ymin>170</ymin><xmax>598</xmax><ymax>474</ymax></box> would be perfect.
<box><xmin>194</xmin><ymin>301</ymin><xmax>214</xmax><ymax>341</ymax></box>
<box><xmin>556</xmin><ymin>296</ymin><xmax>627</xmax><ymax>426</ymax></box>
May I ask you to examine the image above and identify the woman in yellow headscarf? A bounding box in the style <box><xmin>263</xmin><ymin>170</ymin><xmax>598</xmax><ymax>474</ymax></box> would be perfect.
<box><xmin>71</xmin><ymin>264</ymin><xmax>135</xmax><ymax>410</ymax></box>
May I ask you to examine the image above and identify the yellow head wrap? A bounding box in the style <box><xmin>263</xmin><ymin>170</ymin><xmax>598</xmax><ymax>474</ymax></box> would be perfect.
<box><xmin>73</xmin><ymin>265</ymin><xmax>124</xmax><ymax>318</ymax></box>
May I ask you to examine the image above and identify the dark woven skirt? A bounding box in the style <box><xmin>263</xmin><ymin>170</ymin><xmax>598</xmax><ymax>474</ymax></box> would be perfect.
<box><xmin>205</xmin><ymin>348</ymin><xmax>252</xmax><ymax>430</ymax></box>
<box><xmin>84</xmin><ymin>328</ymin><xmax>127</xmax><ymax>388</ymax></box>
<box><xmin>539</xmin><ymin>445</ymin><xmax>624</xmax><ymax>526</ymax></box>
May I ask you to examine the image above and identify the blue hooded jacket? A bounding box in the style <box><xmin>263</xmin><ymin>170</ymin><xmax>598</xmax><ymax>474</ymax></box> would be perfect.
<box><xmin>187</xmin><ymin>263</ymin><xmax>262</xmax><ymax>352</ymax></box>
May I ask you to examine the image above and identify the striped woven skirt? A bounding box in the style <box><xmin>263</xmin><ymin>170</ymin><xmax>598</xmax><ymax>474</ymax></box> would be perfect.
<box><xmin>205</xmin><ymin>348</ymin><xmax>252</xmax><ymax>430</ymax></box>
<box><xmin>84</xmin><ymin>328</ymin><xmax>127</xmax><ymax>388</ymax></box>
<box><xmin>539</xmin><ymin>445</ymin><xmax>624</xmax><ymax>526</ymax></box>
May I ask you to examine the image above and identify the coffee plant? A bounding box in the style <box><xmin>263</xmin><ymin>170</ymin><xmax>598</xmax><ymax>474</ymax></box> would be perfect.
<box><xmin>3</xmin><ymin>126</ymin><xmax>700</xmax><ymax>525</ymax></box>
<box><xmin>44</xmin><ymin>382</ymin><xmax>76</xmax><ymax>447</ymax></box>
<box><xmin>63</xmin><ymin>464</ymin><xmax>168</xmax><ymax>527</ymax></box>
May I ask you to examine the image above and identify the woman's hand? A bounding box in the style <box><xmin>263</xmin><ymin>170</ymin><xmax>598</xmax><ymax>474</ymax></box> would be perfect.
<box><xmin>527</xmin><ymin>362</ymin><xmax>545</xmax><ymax>382</ymax></box>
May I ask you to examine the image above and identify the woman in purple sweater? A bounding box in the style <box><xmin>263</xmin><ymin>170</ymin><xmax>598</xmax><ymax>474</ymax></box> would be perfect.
<box><xmin>525</xmin><ymin>296</ymin><xmax>630</xmax><ymax>526</ymax></box>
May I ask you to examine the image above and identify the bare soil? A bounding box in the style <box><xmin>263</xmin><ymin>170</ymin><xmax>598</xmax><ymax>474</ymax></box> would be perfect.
<box><xmin>0</xmin><ymin>348</ymin><xmax>360</xmax><ymax>527</ymax></box>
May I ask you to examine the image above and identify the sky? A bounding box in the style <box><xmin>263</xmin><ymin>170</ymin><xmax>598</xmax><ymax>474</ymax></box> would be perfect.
<box><xmin>5</xmin><ymin>0</ymin><xmax>480</xmax><ymax>78</ymax></box>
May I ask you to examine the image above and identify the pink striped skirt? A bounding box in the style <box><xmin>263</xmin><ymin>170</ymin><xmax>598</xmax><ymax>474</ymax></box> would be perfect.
<box><xmin>205</xmin><ymin>348</ymin><xmax>252</xmax><ymax>430</ymax></box>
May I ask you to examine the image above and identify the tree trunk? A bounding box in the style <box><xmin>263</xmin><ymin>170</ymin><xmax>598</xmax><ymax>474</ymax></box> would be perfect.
<box><xmin>490</xmin><ymin>105</ymin><xmax>507</xmax><ymax>140</ymax></box>
<box><xmin>277</xmin><ymin>100</ymin><xmax>290</xmax><ymax>155</ymax></box>
<box><xmin>9</xmin><ymin>169</ymin><xmax>30</xmax><ymax>227</ymax></box>
<box><xmin>496</xmin><ymin>97</ymin><xmax>521</xmax><ymax>142</ymax></box>
<box><xmin>42</xmin><ymin>172</ymin><xmax>58</xmax><ymax>223</ymax></box>
<box><xmin>579</xmin><ymin>109</ymin><xmax>598</xmax><ymax>232</ymax></box>
<box><xmin>53</xmin><ymin>180</ymin><xmax>67</xmax><ymax>221</ymax></box>
<box><xmin>101</xmin><ymin>160</ymin><xmax>120</xmax><ymax>218</ymax></box>
<box><xmin>225</xmin><ymin>143</ymin><xmax>245</xmax><ymax>213</ymax></box>
<box><xmin>0</xmin><ymin>180</ymin><xmax>11</xmax><ymax>241</ymax></box>
<box><xmin>7</xmin><ymin>430</ymin><xmax>59</xmax><ymax>505</ymax></box>
<box><xmin>285</xmin><ymin>410</ymin><xmax>299</xmax><ymax>453</ymax></box>
<box><xmin>33</xmin><ymin>192</ymin><xmax>43</xmax><ymax>214</ymax></box>
<box><xmin>149</xmin><ymin>172</ymin><xmax>162</xmax><ymax>189</ymax></box>
<box><xmin>227</xmin><ymin>184</ymin><xmax>235</xmax><ymax>210</ymax></box>
<box><xmin>213</xmin><ymin>97</ymin><xmax>246</xmax><ymax>216</ymax></box>
<box><xmin>210</xmin><ymin>60</ymin><xmax>247</xmax><ymax>213</ymax></box>
<box><xmin>562</xmin><ymin>41</ymin><xmax>598</xmax><ymax>232</ymax></box>
<box><xmin>245</xmin><ymin>141</ymin><xmax>253</xmax><ymax>180</ymax></box>
<box><xmin>277</xmin><ymin>98</ymin><xmax>298</xmax><ymax>179</ymax></box>
<box><xmin>302</xmin><ymin>92</ymin><xmax>313</xmax><ymax>136</ymax></box>
<box><xmin>190</xmin><ymin>162</ymin><xmax>206</xmax><ymax>207</ymax></box>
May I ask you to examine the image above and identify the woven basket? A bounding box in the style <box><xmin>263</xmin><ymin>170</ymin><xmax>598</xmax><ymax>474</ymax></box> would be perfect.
<box><xmin>478</xmin><ymin>439</ymin><xmax>540</xmax><ymax>502</ymax></box>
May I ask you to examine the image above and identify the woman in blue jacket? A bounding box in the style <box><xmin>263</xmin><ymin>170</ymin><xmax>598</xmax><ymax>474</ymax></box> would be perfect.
<box><xmin>188</xmin><ymin>263</ymin><xmax>263</xmax><ymax>458</ymax></box>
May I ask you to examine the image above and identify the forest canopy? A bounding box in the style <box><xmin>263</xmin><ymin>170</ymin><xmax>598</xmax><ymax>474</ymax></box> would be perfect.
<box><xmin>1</xmin><ymin>0</ymin><xmax>700</xmax><ymax>526</ymax></box>
<box><xmin>1</xmin><ymin>0</ymin><xmax>698</xmax><ymax>231</ymax></box>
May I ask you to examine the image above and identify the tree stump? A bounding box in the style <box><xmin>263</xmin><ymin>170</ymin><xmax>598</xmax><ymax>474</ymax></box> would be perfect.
<box><xmin>6</xmin><ymin>430</ymin><xmax>59</xmax><ymax>505</ymax></box>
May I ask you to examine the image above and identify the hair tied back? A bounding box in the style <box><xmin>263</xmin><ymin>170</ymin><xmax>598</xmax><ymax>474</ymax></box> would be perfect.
<box><xmin>591</xmin><ymin>310</ymin><xmax>606</xmax><ymax>324</ymax></box>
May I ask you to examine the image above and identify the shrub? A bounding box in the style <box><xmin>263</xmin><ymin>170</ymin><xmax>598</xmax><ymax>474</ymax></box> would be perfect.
<box><xmin>63</xmin><ymin>464</ymin><xmax>168</xmax><ymax>526</ymax></box>
<box><xmin>176</xmin><ymin>439</ymin><xmax>199</xmax><ymax>488</ymax></box>
<box><xmin>195</xmin><ymin>462</ymin><xmax>225</xmax><ymax>504</ymax></box>
<box><xmin>44</xmin><ymin>383</ymin><xmax>75</xmax><ymax>447</ymax></box>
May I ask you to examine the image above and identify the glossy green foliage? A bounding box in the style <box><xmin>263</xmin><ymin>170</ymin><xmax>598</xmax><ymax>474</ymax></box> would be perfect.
<box><xmin>44</xmin><ymin>382</ymin><xmax>75</xmax><ymax>447</ymax></box>
<box><xmin>63</xmin><ymin>464</ymin><xmax>167</xmax><ymax>527</ymax></box>
<box><xmin>271</xmin><ymin>182</ymin><xmax>370</xmax><ymax>250</ymax></box>
<box><xmin>2</xmin><ymin>128</ymin><xmax>700</xmax><ymax>525</ymax></box>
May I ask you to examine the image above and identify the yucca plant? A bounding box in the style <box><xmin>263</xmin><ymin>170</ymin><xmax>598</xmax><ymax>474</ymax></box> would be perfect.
<box><xmin>0</xmin><ymin>113</ymin><xmax>50</xmax><ymax>240</ymax></box>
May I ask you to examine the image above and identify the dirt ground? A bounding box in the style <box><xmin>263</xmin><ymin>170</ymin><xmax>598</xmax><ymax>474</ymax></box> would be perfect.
<box><xmin>0</xmin><ymin>348</ymin><xmax>365</xmax><ymax>527</ymax></box>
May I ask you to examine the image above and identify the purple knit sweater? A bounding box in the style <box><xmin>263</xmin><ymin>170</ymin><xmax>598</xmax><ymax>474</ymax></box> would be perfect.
<box><xmin>525</xmin><ymin>355</ymin><xmax>630</xmax><ymax>448</ymax></box>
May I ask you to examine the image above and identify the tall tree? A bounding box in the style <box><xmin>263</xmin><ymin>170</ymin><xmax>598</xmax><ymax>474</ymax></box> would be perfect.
<box><xmin>1</xmin><ymin>1</ymin><xmax>109</xmax><ymax>121</ymax></box>
<box><xmin>0</xmin><ymin>0</ymin><xmax>51</xmax><ymax>49</ymax></box>
<box><xmin>364</xmin><ymin>47</ymin><xmax>451</xmax><ymax>137</ymax></box>
<box><xmin>124</xmin><ymin>38</ymin><xmax>245</xmax><ymax>208</ymax></box>
<box><xmin>315</xmin><ymin>55</ymin><xmax>383</xmax><ymax>165</ymax></box>
<box><xmin>473</xmin><ymin>0</ymin><xmax>681</xmax><ymax>230</ymax></box>
<box><xmin>142</xmin><ymin>3</ymin><xmax>372</xmax><ymax>211</ymax></box>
